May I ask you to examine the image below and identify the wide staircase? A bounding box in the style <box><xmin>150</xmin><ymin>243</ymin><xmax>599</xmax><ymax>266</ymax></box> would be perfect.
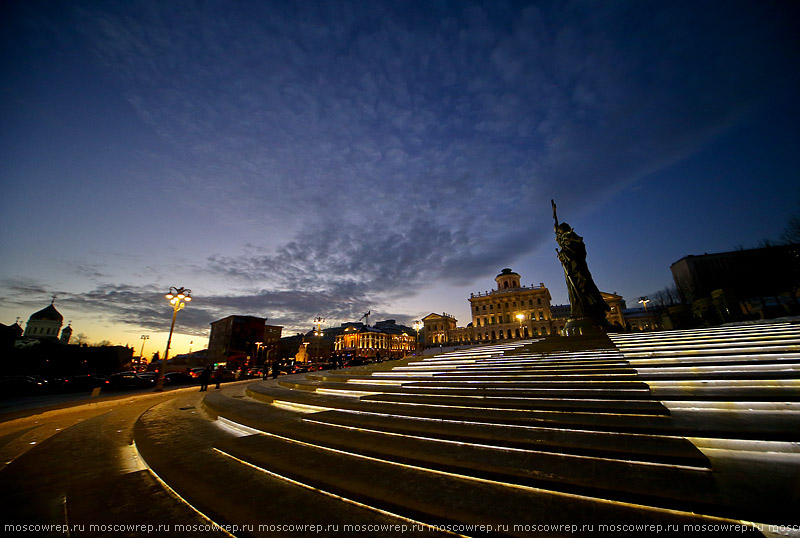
<box><xmin>133</xmin><ymin>321</ymin><xmax>800</xmax><ymax>536</ymax></box>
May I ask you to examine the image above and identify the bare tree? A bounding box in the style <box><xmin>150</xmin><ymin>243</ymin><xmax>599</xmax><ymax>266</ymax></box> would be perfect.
<box><xmin>780</xmin><ymin>212</ymin><xmax>800</xmax><ymax>244</ymax></box>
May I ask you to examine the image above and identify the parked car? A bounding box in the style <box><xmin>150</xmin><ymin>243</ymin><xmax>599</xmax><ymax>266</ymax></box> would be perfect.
<box><xmin>106</xmin><ymin>371</ymin><xmax>152</xmax><ymax>390</ymax></box>
<box><xmin>60</xmin><ymin>374</ymin><xmax>107</xmax><ymax>392</ymax></box>
<box><xmin>213</xmin><ymin>368</ymin><xmax>236</xmax><ymax>381</ymax></box>
<box><xmin>164</xmin><ymin>372</ymin><xmax>194</xmax><ymax>385</ymax></box>
<box><xmin>246</xmin><ymin>367</ymin><xmax>265</xmax><ymax>378</ymax></box>
<box><xmin>0</xmin><ymin>375</ymin><xmax>48</xmax><ymax>397</ymax></box>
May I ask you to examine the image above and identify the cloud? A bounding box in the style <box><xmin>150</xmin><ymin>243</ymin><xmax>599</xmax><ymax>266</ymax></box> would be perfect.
<box><xmin>5</xmin><ymin>0</ymin><xmax>795</xmax><ymax>336</ymax></box>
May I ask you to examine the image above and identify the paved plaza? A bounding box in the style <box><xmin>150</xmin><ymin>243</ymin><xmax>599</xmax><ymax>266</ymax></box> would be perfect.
<box><xmin>2</xmin><ymin>321</ymin><xmax>800</xmax><ymax>536</ymax></box>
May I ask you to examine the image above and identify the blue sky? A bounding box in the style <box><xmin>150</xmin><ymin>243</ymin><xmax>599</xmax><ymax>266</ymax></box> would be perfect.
<box><xmin>1</xmin><ymin>0</ymin><xmax>798</xmax><ymax>354</ymax></box>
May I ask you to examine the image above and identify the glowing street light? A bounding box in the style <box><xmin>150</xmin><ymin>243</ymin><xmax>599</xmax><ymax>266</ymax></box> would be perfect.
<box><xmin>156</xmin><ymin>286</ymin><xmax>191</xmax><ymax>392</ymax></box>
<box><xmin>413</xmin><ymin>320</ymin><xmax>423</xmax><ymax>354</ymax></box>
<box><xmin>515</xmin><ymin>313</ymin><xmax>525</xmax><ymax>338</ymax></box>
<box><xmin>313</xmin><ymin>316</ymin><xmax>325</xmax><ymax>337</ymax></box>
<box><xmin>638</xmin><ymin>296</ymin><xmax>650</xmax><ymax>312</ymax></box>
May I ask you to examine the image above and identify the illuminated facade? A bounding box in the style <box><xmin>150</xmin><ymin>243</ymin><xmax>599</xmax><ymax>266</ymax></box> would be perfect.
<box><xmin>470</xmin><ymin>268</ymin><xmax>555</xmax><ymax>340</ymax></box>
<box><xmin>334</xmin><ymin>321</ymin><xmax>416</xmax><ymax>358</ymax></box>
<box><xmin>421</xmin><ymin>313</ymin><xmax>457</xmax><ymax>345</ymax></box>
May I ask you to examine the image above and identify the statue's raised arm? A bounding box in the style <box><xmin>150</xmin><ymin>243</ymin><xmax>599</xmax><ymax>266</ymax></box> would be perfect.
<box><xmin>551</xmin><ymin>199</ymin><xmax>558</xmax><ymax>229</ymax></box>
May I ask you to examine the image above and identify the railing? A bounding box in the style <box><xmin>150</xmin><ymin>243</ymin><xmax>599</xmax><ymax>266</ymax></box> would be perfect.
<box><xmin>470</xmin><ymin>284</ymin><xmax>545</xmax><ymax>298</ymax></box>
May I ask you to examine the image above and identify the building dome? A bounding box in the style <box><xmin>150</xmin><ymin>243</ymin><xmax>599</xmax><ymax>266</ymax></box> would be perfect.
<box><xmin>24</xmin><ymin>301</ymin><xmax>64</xmax><ymax>339</ymax></box>
<box><xmin>495</xmin><ymin>268</ymin><xmax>521</xmax><ymax>290</ymax></box>
<box><xmin>29</xmin><ymin>303</ymin><xmax>63</xmax><ymax>323</ymax></box>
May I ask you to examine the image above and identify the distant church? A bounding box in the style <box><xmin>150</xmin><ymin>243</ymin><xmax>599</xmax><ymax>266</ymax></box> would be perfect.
<box><xmin>21</xmin><ymin>299</ymin><xmax>72</xmax><ymax>344</ymax></box>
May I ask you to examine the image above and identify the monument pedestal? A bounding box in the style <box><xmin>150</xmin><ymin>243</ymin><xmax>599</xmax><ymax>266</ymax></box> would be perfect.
<box><xmin>563</xmin><ymin>317</ymin><xmax>611</xmax><ymax>337</ymax></box>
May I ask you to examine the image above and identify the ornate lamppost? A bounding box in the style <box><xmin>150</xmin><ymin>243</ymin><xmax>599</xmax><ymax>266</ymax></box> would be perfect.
<box><xmin>413</xmin><ymin>320</ymin><xmax>423</xmax><ymax>355</ymax></box>
<box><xmin>312</xmin><ymin>317</ymin><xmax>325</xmax><ymax>361</ymax></box>
<box><xmin>138</xmin><ymin>334</ymin><xmax>150</xmax><ymax>371</ymax></box>
<box><xmin>638</xmin><ymin>297</ymin><xmax>650</xmax><ymax>312</ymax></box>
<box><xmin>156</xmin><ymin>286</ymin><xmax>191</xmax><ymax>392</ymax></box>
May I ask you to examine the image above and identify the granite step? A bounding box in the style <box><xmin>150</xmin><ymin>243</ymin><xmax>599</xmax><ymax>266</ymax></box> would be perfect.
<box><xmin>134</xmin><ymin>391</ymin><xmax>433</xmax><ymax>537</ymax></box>
<box><xmin>203</xmin><ymin>390</ymin><xmax>709</xmax><ymax>468</ymax></box>
<box><xmin>213</xmin><ymin>430</ymin><xmax>755</xmax><ymax>536</ymax></box>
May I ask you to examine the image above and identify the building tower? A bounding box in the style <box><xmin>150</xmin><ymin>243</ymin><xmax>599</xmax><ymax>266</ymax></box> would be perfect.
<box><xmin>24</xmin><ymin>300</ymin><xmax>64</xmax><ymax>339</ymax></box>
<box><xmin>60</xmin><ymin>322</ymin><xmax>73</xmax><ymax>344</ymax></box>
<box><xmin>495</xmin><ymin>268</ymin><xmax>521</xmax><ymax>290</ymax></box>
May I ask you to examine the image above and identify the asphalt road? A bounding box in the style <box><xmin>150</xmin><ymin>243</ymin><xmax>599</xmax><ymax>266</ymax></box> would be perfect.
<box><xmin>0</xmin><ymin>385</ymin><xmax>219</xmax><ymax>537</ymax></box>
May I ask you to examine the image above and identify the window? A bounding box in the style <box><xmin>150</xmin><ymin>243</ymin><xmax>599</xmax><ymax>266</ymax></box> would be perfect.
<box><xmin>537</xmin><ymin>298</ymin><xmax>542</xmax><ymax>305</ymax></box>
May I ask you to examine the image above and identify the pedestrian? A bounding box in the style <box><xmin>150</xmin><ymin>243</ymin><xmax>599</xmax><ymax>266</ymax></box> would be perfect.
<box><xmin>199</xmin><ymin>366</ymin><xmax>211</xmax><ymax>392</ymax></box>
<box><xmin>214</xmin><ymin>368</ymin><xmax>222</xmax><ymax>389</ymax></box>
<box><xmin>271</xmin><ymin>358</ymin><xmax>280</xmax><ymax>379</ymax></box>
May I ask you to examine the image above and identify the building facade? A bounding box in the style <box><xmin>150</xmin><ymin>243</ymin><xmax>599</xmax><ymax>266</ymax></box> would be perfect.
<box><xmin>421</xmin><ymin>313</ymin><xmax>457</xmax><ymax>345</ymax></box>
<box><xmin>207</xmin><ymin>315</ymin><xmax>283</xmax><ymax>369</ymax></box>
<box><xmin>334</xmin><ymin>320</ymin><xmax>416</xmax><ymax>359</ymax></box>
<box><xmin>671</xmin><ymin>244</ymin><xmax>800</xmax><ymax>323</ymax></box>
<box><xmin>469</xmin><ymin>268</ymin><xmax>554</xmax><ymax>340</ymax></box>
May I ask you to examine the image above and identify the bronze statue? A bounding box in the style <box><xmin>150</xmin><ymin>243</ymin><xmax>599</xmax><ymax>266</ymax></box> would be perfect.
<box><xmin>552</xmin><ymin>200</ymin><xmax>610</xmax><ymax>333</ymax></box>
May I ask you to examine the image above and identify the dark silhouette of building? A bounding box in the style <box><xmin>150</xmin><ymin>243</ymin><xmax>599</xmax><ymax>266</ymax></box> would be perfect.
<box><xmin>671</xmin><ymin>244</ymin><xmax>800</xmax><ymax>321</ymax></box>
<box><xmin>207</xmin><ymin>315</ymin><xmax>282</xmax><ymax>370</ymax></box>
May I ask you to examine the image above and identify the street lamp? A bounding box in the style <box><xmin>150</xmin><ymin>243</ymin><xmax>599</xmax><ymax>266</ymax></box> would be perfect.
<box><xmin>312</xmin><ymin>317</ymin><xmax>325</xmax><ymax>361</ymax></box>
<box><xmin>515</xmin><ymin>313</ymin><xmax>525</xmax><ymax>339</ymax></box>
<box><xmin>156</xmin><ymin>286</ymin><xmax>191</xmax><ymax>392</ymax></box>
<box><xmin>413</xmin><ymin>320</ymin><xmax>423</xmax><ymax>354</ymax></box>
<box><xmin>139</xmin><ymin>334</ymin><xmax>149</xmax><ymax>371</ymax></box>
<box><xmin>638</xmin><ymin>297</ymin><xmax>650</xmax><ymax>312</ymax></box>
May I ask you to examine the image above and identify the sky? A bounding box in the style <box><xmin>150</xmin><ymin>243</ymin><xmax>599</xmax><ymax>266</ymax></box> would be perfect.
<box><xmin>1</xmin><ymin>0</ymin><xmax>798</xmax><ymax>357</ymax></box>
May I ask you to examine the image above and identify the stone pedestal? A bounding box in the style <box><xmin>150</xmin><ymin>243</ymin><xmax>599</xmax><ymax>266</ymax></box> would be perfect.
<box><xmin>563</xmin><ymin>317</ymin><xmax>610</xmax><ymax>337</ymax></box>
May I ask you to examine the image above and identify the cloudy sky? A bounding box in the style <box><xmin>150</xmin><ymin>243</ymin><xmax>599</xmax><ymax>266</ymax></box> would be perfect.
<box><xmin>2</xmin><ymin>0</ymin><xmax>798</xmax><ymax>355</ymax></box>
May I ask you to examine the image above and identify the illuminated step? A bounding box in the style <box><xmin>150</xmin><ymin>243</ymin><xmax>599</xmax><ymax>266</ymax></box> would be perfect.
<box><xmin>297</xmin><ymin>381</ymin><xmax>655</xmax><ymax>399</ymax></box>
<box><xmin>306</xmin><ymin>409</ymin><xmax>710</xmax><ymax>467</ymax></box>
<box><xmin>636</xmin><ymin>363</ymin><xmax>800</xmax><ymax>374</ymax></box>
<box><xmin>248</xmin><ymin>384</ymin><xmax>676</xmax><ymax>433</ymax></box>
<box><xmin>134</xmin><ymin>393</ymin><xmax>451</xmax><ymax>532</ymax></box>
<box><xmin>225</xmin><ymin>414</ymin><xmax>716</xmax><ymax>505</ymax></box>
<box><xmin>648</xmin><ymin>379</ymin><xmax>800</xmax><ymax>388</ymax></box>
<box><xmin>609</xmin><ymin>323</ymin><xmax>798</xmax><ymax>340</ymax></box>
<box><xmin>212</xmin><ymin>419</ymin><xmax>781</xmax><ymax>526</ymax></box>
<box><xmin>359</xmin><ymin>393</ymin><xmax>671</xmax><ymax>415</ymax></box>
<box><xmin>400</xmin><ymin>380</ymin><xmax>652</xmax><ymax>389</ymax></box>
<box><xmin>619</xmin><ymin>345</ymin><xmax>800</xmax><ymax>358</ymax></box>
<box><xmin>612</xmin><ymin>336</ymin><xmax>800</xmax><ymax>350</ymax></box>
<box><xmin>611</xmin><ymin>331</ymin><xmax>800</xmax><ymax>346</ymax></box>
<box><xmin>378</xmin><ymin>368</ymin><xmax>637</xmax><ymax>381</ymax></box>
<box><xmin>626</xmin><ymin>353</ymin><xmax>800</xmax><ymax>367</ymax></box>
<box><xmin>647</xmin><ymin>386</ymin><xmax>800</xmax><ymax>401</ymax></box>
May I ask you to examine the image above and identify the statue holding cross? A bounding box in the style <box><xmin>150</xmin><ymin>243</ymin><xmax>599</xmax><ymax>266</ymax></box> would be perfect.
<box><xmin>552</xmin><ymin>200</ymin><xmax>611</xmax><ymax>335</ymax></box>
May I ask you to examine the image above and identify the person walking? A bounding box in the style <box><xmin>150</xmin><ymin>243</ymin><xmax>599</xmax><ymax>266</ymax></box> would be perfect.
<box><xmin>214</xmin><ymin>368</ymin><xmax>222</xmax><ymax>389</ymax></box>
<box><xmin>199</xmin><ymin>366</ymin><xmax>211</xmax><ymax>392</ymax></box>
